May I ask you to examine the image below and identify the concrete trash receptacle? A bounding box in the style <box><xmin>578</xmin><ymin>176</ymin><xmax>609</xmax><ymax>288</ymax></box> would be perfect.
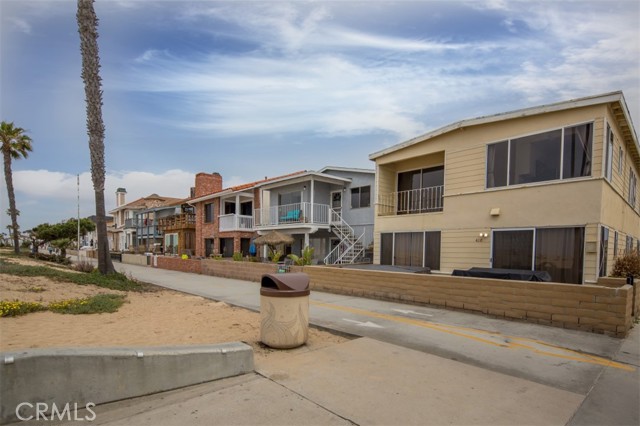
<box><xmin>260</xmin><ymin>273</ymin><xmax>310</xmax><ymax>349</ymax></box>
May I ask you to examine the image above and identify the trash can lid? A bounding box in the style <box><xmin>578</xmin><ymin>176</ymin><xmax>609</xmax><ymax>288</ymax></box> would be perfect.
<box><xmin>260</xmin><ymin>273</ymin><xmax>310</xmax><ymax>297</ymax></box>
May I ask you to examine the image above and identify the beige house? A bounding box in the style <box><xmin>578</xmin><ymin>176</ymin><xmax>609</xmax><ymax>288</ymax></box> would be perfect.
<box><xmin>369</xmin><ymin>91</ymin><xmax>640</xmax><ymax>284</ymax></box>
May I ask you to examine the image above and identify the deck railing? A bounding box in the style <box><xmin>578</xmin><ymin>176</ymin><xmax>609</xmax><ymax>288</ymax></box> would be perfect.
<box><xmin>378</xmin><ymin>185</ymin><xmax>444</xmax><ymax>216</ymax></box>
<box><xmin>219</xmin><ymin>214</ymin><xmax>254</xmax><ymax>231</ymax></box>
<box><xmin>254</xmin><ymin>202</ymin><xmax>330</xmax><ymax>228</ymax></box>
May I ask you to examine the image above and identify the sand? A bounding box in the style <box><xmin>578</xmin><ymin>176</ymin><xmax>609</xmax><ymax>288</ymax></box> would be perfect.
<box><xmin>0</xmin><ymin>256</ymin><xmax>348</xmax><ymax>364</ymax></box>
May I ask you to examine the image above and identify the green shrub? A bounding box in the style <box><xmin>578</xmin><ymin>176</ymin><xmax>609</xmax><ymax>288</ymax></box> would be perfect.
<box><xmin>75</xmin><ymin>260</ymin><xmax>95</xmax><ymax>273</ymax></box>
<box><xmin>611</xmin><ymin>250</ymin><xmax>640</xmax><ymax>278</ymax></box>
<box><xmin>288</xmin><ymin>245</ymin><xmax>315</xmax><ymax>266</ymax></box>
<box><xmin>48</xmin><ymin>294</ymin><xmax>126</xmax><ymax>315</ymax></box>
<box><xmin>232</xmin><ymin>252</ymin><xmax>243</xmax><ymax>261</ymax></box>
<box><xmin>0</xmin><ymin>300</ymin><xmax>46</xmax><ymax>317</ymax></box>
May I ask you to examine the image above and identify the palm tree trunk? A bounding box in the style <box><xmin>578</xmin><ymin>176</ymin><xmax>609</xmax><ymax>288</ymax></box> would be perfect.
<box><xmin>77</xmin><ymin>0</ymin><xmax>114</xmax><ymax>274</ymax></box>
<box><xmin>2</xmin><ymin>150</ymin><xmax>20</xmax><ymax>253</ymax></box>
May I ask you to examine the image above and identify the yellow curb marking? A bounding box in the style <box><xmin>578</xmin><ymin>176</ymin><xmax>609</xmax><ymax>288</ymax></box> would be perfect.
<box><xmin>310</xmin><ymin>300</ymin><xmax>635</xmax><ymax>372</ymax></box>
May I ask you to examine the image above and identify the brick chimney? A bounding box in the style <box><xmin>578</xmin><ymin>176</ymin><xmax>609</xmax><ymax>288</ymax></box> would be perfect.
<box><xmin>194</xmin><ymin>172</ymin><xmax>223</xmax><ymax>197</ymax></box>
<box><xmin>116</xmin><ymin>188</ymin><xmax>127</xmax><ymax>207</ymax></box>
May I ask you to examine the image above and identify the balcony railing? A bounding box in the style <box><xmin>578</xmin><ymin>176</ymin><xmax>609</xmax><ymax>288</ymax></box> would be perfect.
<box><xmin>254</xmin><ymin>202</ymin><xmax>330</xmax><ymax>228</ymax></box>
<box><xmin>158</xmin><ymin>213</ymin><xmax>196</xmax><ymax>230</ymax></box>
<box><xmin>378</xmin><ymin>185</ymin><xmax>444</xmax><ymax>216</ymax></box>
<box><xmin>219</xmin><ymin>214</ymin><xmax>254</xmax><ymax>232</ymax></box>
<box><xmin>124</xmin><ymin>218</ymin><xmax>138</xmax><ymax>229</ymax></box>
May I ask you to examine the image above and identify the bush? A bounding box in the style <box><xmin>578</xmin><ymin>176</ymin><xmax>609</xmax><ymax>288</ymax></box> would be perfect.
<box><xmin>28</xmin><ymin>252</ymin><xmax>71</xmax><ymax>265</ymax></box>
<box><xmin>75</xmin><ymin>260</ymin><xmax>95</xmax><ymax>273</ymax></box>
<box><xmin>48</xmin><ymin>294</ymin><xmax>126</xmax><ymax>314</ymax></box>
<box><xmin>232</xmin><ymin>252</ymin><xmax>243</xmax><ymax>262</ymax></box>
<box><xmin>611</xmin><ymin>250</ymin><xmax>640</xmax><ymax>278</ymax></box>
<box><xmin>0</xmin><ymin>300</ymin><xmax>46</xmax><ymax>317</ymax></box>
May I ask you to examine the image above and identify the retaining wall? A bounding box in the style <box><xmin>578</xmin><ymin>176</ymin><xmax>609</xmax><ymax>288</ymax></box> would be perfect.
<box><xmin>302</xmin><ymin>266</ymin><xmax>633</xmax><ymax>337</ymax></box>
<box><xmin>0</xmin><ymin>343</ymin><xmax>253</xmax><ymax>424</ymax></box>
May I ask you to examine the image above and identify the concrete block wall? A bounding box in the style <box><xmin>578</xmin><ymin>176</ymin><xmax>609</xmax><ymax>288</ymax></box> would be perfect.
<box><xmin>302</xmin><ymin>266</ymin><xmax>634</xmax><ymax>337</ymax></box>
<box><xmin>0</xmin><ymin>343</ymin><xmax>253</xmax><ymax>425</ymax></box>
<box><xmin>156</xmin><ymin>256</ymin><xmax>202</xmax><ymax>274</ymax></box>
<box><xmin>202</xmin><ymin>259</ymin><xmax>302</xmax><ymax>282</ymax></box>
<box><xmin>122</xmin><ymin>253</ymin><xmax>150</xmax><ymax>266</ymax></box>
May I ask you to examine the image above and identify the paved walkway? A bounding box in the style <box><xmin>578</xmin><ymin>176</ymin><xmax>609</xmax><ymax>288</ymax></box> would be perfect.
<box><xmin>73</xmin><ymin>260</ymin><xmax>640</xmax><ymax>425</ymax></box>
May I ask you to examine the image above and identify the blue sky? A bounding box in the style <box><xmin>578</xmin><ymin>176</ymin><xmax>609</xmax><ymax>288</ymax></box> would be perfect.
<box><xmin>1</xmin><ymin>0</ymin><xmax>639</xmax><ymax>231</ymax></box>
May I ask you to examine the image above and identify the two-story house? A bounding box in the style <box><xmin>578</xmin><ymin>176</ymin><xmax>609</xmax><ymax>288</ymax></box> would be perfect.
<box><xmin>189</xmin><ymin>167</ymin><xmax>376</xmax><ymax>264</ymax></box>
<box><xmin>369</xmin><ymin>91</ymin><xmax>640</xmax><ymax>284</ymax></box>
<box><xmin>253</xmin><ymin>166</ymin><xmax>376</xmax><ymax>264</ymax></box>
<box><xmin>108</xmin><ymin>188</ymin><xmax>182</xmax><ymax>252</ymax></box>
<box><xmin>135</xmin><ymin>198</ymin><xmax>195</xmax><ymax>255</ymax></box>
<box><xmin>189</xmin><ymin>171</ymin><xmax>305</xmax><ymax>258</ymax></box>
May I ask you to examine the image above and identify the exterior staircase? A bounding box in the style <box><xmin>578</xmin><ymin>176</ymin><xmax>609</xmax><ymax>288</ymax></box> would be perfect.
<box><xmin>323</xmin><ymin>209</ymin><xmax>366</xmax><ymax>265</ymax></box>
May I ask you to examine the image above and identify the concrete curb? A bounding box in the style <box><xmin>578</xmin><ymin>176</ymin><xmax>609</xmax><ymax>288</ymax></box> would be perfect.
<box><xmin>0</xmin><ymin>342</ymin><xmax>254</xmax><ymax>424</ymax></box>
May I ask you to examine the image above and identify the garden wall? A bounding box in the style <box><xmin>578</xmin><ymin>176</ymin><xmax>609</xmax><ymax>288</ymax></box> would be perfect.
<box><xmin>201</xmin><ymin>260</ymin><xmax>302</xmax><ymax>282</ymax></box>
<box><xmin>155</xmin><ymin>256</ymin><xmax>202</xmax><ymax>274</ymax></box>
<box><xmin>122</xmin><ymin>253</ymin><xmax>150</xmax><ymax>267</ymax></box>
<box><xmin>151</xmin><ymin>258</ymin><xmax>634</xmax><ymax>337</ymax></box>
<box><xmin>303</xmin><ymin>266</ymin><xmax>633</xmax><ymax>338</ymax></box>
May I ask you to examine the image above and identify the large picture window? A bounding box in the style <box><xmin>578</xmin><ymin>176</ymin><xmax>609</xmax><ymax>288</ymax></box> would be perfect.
<box><xmin>487</xmin><ymin>123</ymin><xmax>593</xmax><ymax>188</ymax></box>
<box><xmin>492</xmin><ymin>227</ymin><xmax>585</xmax><ymax>284</ymax></box>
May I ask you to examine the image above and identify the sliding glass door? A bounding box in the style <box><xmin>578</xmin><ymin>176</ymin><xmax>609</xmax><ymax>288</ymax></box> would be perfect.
<box><xmin>492</xmin><ymin>227</ymin><xmax>585</xmax><ymax>284</ymax></box>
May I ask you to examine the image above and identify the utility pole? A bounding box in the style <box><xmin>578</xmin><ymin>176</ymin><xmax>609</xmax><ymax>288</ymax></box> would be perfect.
<box><xmin>77</xmin><ymin>174</ymin><xmax>81</xmax><ymax>251</ymax></box>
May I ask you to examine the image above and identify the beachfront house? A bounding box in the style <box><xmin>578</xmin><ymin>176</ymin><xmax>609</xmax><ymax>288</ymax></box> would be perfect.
<box><xmin>369</xmin><ymin>91</ymin><xmax>640</xmax><ymax>284</ymax></box>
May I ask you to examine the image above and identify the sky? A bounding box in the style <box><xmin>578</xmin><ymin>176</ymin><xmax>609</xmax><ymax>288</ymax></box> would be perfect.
<box><xmin>1</xmin><ymin>0</ymin><xmax>639</xmax><ymax>232</ymax></box>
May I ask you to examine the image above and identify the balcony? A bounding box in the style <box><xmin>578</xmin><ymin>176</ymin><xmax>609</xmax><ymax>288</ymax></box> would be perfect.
<box><xmin>378</xmin><ymin>185</ymin><xmax>444</xmax><ymax>216</ymax></box>
<box><xmin>219</xmin><ymin>214</ymin><xmax>254</xmax><ymax>232</ymax></box>
<box><xmin>254</xmin><ymin>202</ymin><xmax>330</xmax><ymax>228</ymax></box>
<box><xmin>124</xmin><ymin>218</ymin><xmax>138</xmax><ymax>229</ymax></box>
<box><xmin>158</xmin><ymin>213</ymin><xmax>196</xmax><ymax>231</ymax></box>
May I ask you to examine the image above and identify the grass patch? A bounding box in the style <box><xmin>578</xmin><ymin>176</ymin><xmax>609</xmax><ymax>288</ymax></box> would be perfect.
<box><xmin>0</xmin><ymin>257</ymin><xmax>149</xmax><ymax>292</ymax></box>
<box><xmin>0</xmin><ymin>300</ymin><xmax>47</xmax><ymax>317</ymax></box>
<box><xmin>48</xmin><ymin>294</ymin><xmax>126</xmax><ymax>315</ymax></box>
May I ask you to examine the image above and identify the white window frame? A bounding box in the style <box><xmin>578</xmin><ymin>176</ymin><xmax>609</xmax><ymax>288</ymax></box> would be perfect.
<box><xmin>604</xmin><ymin>123</ymin><xmax>614</xmax><ymax>181</ymax></box>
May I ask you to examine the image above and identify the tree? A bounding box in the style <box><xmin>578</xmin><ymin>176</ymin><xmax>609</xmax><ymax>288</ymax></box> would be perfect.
<box><xmin>1</xmin><ymin>121</ymin><xmax>32</xmax><ymax>254</ymax></box>
<box><xmin>77</xmin><ymin>0</ymin><xmax>114</xmax><ymax>274</ymax></box>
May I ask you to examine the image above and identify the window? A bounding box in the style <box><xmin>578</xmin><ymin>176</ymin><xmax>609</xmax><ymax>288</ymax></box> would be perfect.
<box><xmin>510</xmin><ymin>130</ymin><xmax>562</xmax><ymax>185</ymax></box>
<box><xmin>204</xmin><ymin>203</ymin><xmax>214</xmax><ymax>223</ymax></box>
<box><xmin>605</xmin><ymin>124</ymin><xmax>614</xmax><ymax>181</ymax></box>
<box><xmin>563</xmin><ymin>122</ymin><xmax>593</xmax><ymax>179</ymax></box>
<box><xmin>380</xmin><ymin>231</ymin><xmax>441</xmax><ymax>270</ymax></box>
<box><xmin>486</xmin><ymin>123</ymin><xmax>593</xmax><ymax>188</ymax></box>
<box><xmin>240</xmin><ymin>201</ymin><xmax>253</xmax><ymax>216</ymax></box>
<box><xmin>492</xmin><ymin>227</ymin><xmax>585</xmax><ymax>284</ymax></box>
<box><xmin>279</xmin><ymin>191</ymin><xmax>301</xmax><ymax>206</ymax></box>
<box><xmin>599</xmin><ymin>227</ymin><xmax>609</xmax><ymax>277</ymax></box>
<box><xmin>351</xmin><ymin>186</ymin><xmax>371</xmax><ymax>209</ymax></box>
<box><xmin>618</xmin><ymin>146</ymin><xmax>624</xmax><ymax>174</ymax></box>
<box><xmin>629</xmin><ymin>168</ymin><xmax>637</xmax><ymax>208</ymax></box>
<box><xmin>486</xmin><ymin>141</ymin><xmax>508</xmax><ymax>188</ymax></box>
<box><xmin>626</xmin><ymin>236</ymin><xmax>634</xmax><ymax>254</ymax></box>
<box><xmin>614</xmin><ymin>231</ymin><xmax>618</xmax><ymax>257</ymax></box>
<box><xmin>224</xmin><ymin>201</ymin><xmax>236</xmax><ymax>215</ymax></box>
<box><xmin>204</xmin><ymin>238</ymin><xmax>214</xmax><ymax>257</ymax></box>
<box><xmin>397</xmin><ymin>166</ymin><xmax>444</xmax><ymax>213</ymax></box>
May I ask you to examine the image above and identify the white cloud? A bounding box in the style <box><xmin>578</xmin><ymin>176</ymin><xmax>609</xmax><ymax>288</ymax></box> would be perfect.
<box><xmin>8</xmin><ymin>17</ymin><xmax>31</xmax><ymax>34</ymax></box>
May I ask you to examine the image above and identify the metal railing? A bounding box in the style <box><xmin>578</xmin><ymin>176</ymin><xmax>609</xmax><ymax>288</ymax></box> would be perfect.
<box><xmin>377</xmin><ymin>185</ymin><xmax>444</xmax><ymax>216</ymax></box>
<box><xmin>254</xmin><ymin>202</ymin><xmax>330</xmax><ymax>227</ymax></box>
<box><xmin>219</xmin><ymin>214</ymin><xmax>254</xmax><ymax>231</ymax></box>
<box><xmin>124</xmin><ymin>218</ymin><xmax>138</xmax><ymax>229</ymax></box>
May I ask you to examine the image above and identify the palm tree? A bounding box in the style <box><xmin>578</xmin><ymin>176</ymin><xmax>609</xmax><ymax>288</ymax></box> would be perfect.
<box><xmin>1</xmin><ymin>121</ymin><xmax>32</xmax><ymax>254</ymax></box>
<box><xmin>77</xmin><ymin>0</ymin><xmax>114</xmax><ymax>274</ymax></box>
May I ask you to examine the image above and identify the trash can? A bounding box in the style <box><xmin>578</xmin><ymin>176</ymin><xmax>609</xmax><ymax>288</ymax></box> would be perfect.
<box><xmin>260</xmin><ymin>273</ymin><xmax>310</xmax><ymax>349</ymax></box>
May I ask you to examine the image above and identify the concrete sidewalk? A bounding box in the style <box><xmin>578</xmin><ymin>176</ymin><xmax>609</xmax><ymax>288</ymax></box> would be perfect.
<box><xmin>65</xmin><ymin>260</ymin><xmax>639</xmax><ymax>425</ymax></box>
